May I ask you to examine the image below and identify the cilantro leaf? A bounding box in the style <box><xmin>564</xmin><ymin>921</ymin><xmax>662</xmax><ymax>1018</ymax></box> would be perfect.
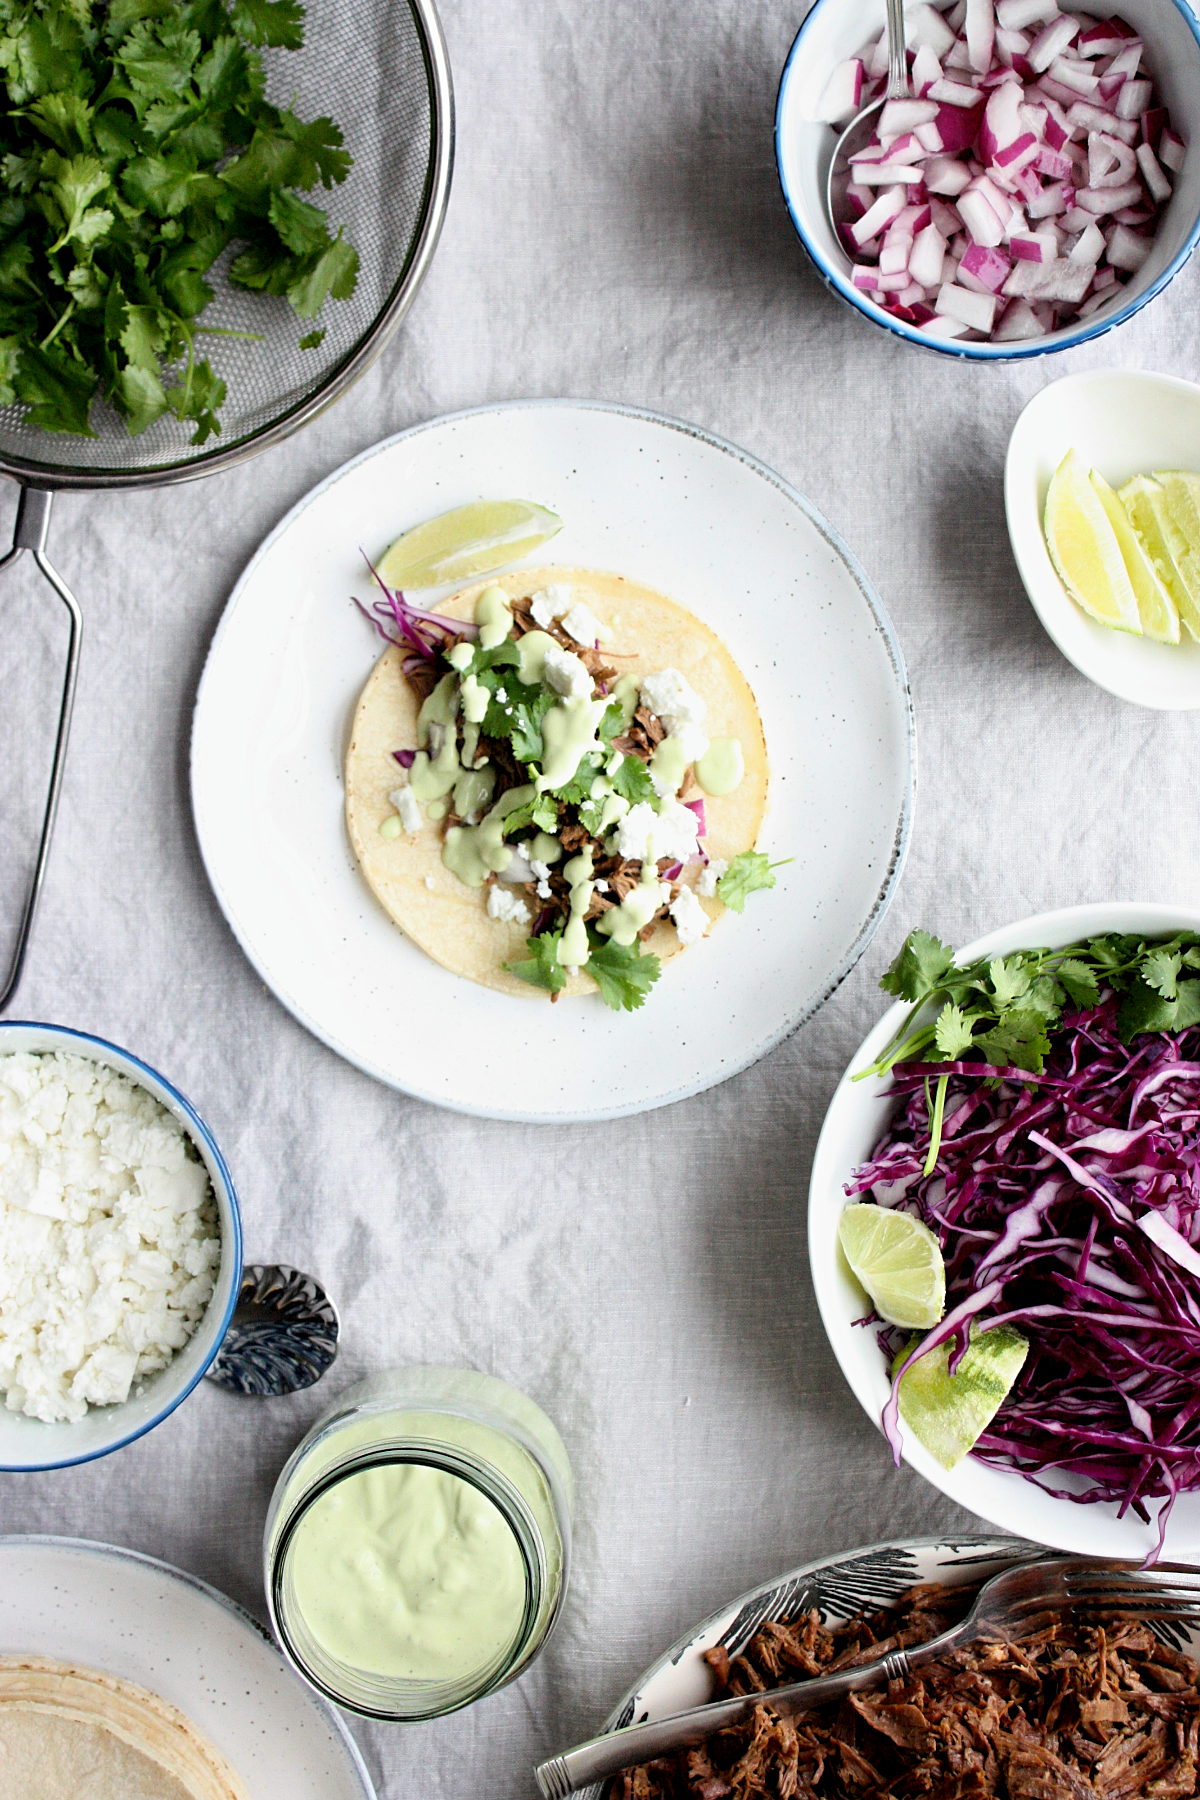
<box><xmin>988</xmin><ymin>956</ymin><xmax>1032</xmax><ymax>1009</ymax></box>
<box><xmin>14</xmin><ymin>341</ymin><xmax>94</xmax><ymax>433</ymax></box>
<box><xmin>268</xmin><ymin>187</ymin><xmax>331</xmax><ymax>256</ymax></box>
<box><xmin>286</xmin><ymin>229</ymin><xmax>357</xmax><ymax>317</ymax></box>
<box><xmin>974</xmin><ymin>1009</ymin><xmax>1051</xmax><ymax>1074</ymax></box>
<box><xmin>611</xmin><ymin>754</ymin><xmax>656</xmax><ymax>806</ymax></box>
<box><xmin>506</xmin><ymin>931</ymin><xmax>566</xmax><ymax>997</ymax></box>
<box><xmin>716</xmin><ymin>851</ymin><xmax>786</xmax><ymax>914</ymax></box>
<box><xmin>229</xmin><ymin>0</ymin><xmax>305</xmax><ymax>49</ymax></box>
<box><xmin>1118</xmin><ymin>977</ymin><xmax>1200</xmax><ymax>1042</ymax></box>
<box><xmin>1055</xmin><ymin>957</ymin><xmax>1100</xmax><ymax>1009</ymax></box>
<box><xmin>0</xmin><ymin>335</ymin><xmax>20</xmax><ymax>406</ymax></box>
<box><xmin>114</xmin><ymin>361</ymin><xmax>170</xmax><ymax>432</ymax></box>
<box><xmin>933</xmin><ymin>1003</ymin><xmax>980</xmax><ymax>1062</ymax></box>
<box><xmin>508</xmin><ymin>689</ymin><xmax>555</xmax><ymax>764</ymax></box>
<box><xmin>585</xmin><ymin>936</ymin><xmax>661</xmax><ymax>1012</ymax></box>
<box><xmin>298</xmin><ymin>326</ymin><xmax>324</xmax><ymax>349</ymax></box>
<box><xmin>880</xmin><ymin>929</ymin><xmax>956</xmax><ymax>1003</ymax></box>
<box><xmin>548</xmin><ymin>755</ymin><xmax>602</xmax><ymax>805</ymax></box>
<box><xmin>1142</xmin><ymin>948</ymin><xmax>1182</xmax><ymax>1000</ymax></box>
<box><xmin>166</xmin><ymin>355</ymin><xmax>225</xmax><ymax>445</ymax></box>
<box><xmin>501</xmin><ymin>793</ymin><xmax>558</xmax><ymax>839</ymax></box>
<box><xmin>597</xmin><ymin>700</ymin><xmax>626</xmax><ymax>750</ymax></box>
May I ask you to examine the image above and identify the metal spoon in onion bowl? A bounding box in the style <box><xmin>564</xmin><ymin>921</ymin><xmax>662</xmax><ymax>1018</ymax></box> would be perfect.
<box><xmin>825</xmin><ymin>0</ymin><xmax>912</xmax><ymax>257</ymax></box>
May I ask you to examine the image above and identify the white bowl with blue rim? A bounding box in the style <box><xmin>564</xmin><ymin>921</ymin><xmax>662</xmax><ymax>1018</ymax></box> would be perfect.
<box><xmin>0</xmin><ymin>1021</ymin><xmax>243</xmax><ymax>1471</ymax></box>
<box><xmin>775</xmin><ymin>0</ymin><xmax>1200</xmax><ymax>359</ymax></box>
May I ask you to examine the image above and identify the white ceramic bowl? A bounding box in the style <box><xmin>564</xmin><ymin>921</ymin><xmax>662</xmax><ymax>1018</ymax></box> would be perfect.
<box><xmin>0</xmin><ymin>1022</ymin><xmax>243</xmax><ymax>1471</ymax></box>
<box><xmin>1006</xmin><ymin>369</ymin><xmax>1200</xmax><ymax>707</ymax></box>
<box><xmin>775</xmin><ymin>0</ymin><xmax>1200</xmax><ymax>360</ymax></box>
<box><xmin>808</xmin><ymin>900</ymin><xmax>1200</xmax><ymax>1561</ymax></box>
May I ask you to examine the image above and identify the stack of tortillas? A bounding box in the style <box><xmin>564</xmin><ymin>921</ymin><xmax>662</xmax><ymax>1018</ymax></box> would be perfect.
<box><xmin>0</xmin><ymin>1656</ymin><xmax>248</xmax><ymax>1800</ymax></box>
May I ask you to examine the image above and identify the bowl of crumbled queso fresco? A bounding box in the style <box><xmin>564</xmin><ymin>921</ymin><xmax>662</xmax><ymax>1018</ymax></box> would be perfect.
<box><xmin>0</xmin><ymin>1022</ymin><xmax>242</xmax><ymax>1471</ymax></box>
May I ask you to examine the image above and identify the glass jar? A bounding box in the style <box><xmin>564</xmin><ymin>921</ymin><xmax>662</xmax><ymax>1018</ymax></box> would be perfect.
<box><xmin>263</xmin><ymin>1367</ymin><xmax>573</xmax><ymax>1720</ymax></box>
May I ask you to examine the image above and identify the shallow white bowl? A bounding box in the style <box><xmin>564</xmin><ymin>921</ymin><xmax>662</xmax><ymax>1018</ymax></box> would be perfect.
<box><xmin>1006</xmin><ymin>369</ymin><xmax>1200</xmax><ymax>707</ymax></box>
<box><xmin>0</xmin><ymin>1022</ymin><xmax>242</xmax><ymax>1471</ymax></box>
<box><xmin>808</xmin><ymin>900</ymin><xmax>1200</xmax><ymax>1562</ymax></box>
<box><xmin>776</xmin><ymin>0</ymin><xmax>1200</xmax><ymax>360</ymax></box>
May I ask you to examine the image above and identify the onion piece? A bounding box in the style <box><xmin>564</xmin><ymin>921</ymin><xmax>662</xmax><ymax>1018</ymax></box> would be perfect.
<box><xmin>1136</xmin><ymin>140</ymin><xmax>1171</xmax><ymax>203</ymax></box>
<box><xmin>1159</xmin><ymin>130</ymin><xmax>1185</xmax><ymax>173</ymax></box>
<box><xmin>993</xmin><ymin>295</ymin><xmax>1046</xmax><ymax>336</ymax></box>
<box><xmin>1105</xmin><ymin>222</ymin><xmax>1152</xmax><ymax>270</ymax></box>
<box><xmin>935</xmin><ymin>279</ymin><xmax>998</xmax><ymax>328</ymax></box>
<box><xmin>1028</xmin><ymin>13</ymin><xmax>1080</xmax><ymax>72</ymax></box>
<box><xmin>1075</xmin><ymin>178</ymin><xmax>1143</xmax><ymax>212</ymax></box>
<box><xmin>1002</xmin><ymin>255</ymin><xmax>1093</xmax><ymax>297</ymax></box>
<box><xmin>1068</xmin><ymin>219</ymin><xmax>1106</xmax><ymax>261</ymax></box>
<box><xmin>814</xmin><ymin>58</ymin><xmax>864</xmax><ymax>124</ymax></box>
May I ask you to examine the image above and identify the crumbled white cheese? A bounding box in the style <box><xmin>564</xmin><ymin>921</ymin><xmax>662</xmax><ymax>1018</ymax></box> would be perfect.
<box><xmin>396</xmin><ymin>788</ymin><xmax>423</xmax><ymax>834</ymax></box>
<box><xmin>542</xmin><ymin>643</ymin><xmax>594</xmax><ymax>699</ymax></box>
<box><xmin>529</xmin><ymin>859</ymin><xmax>552</xmax><ymax>882</ymax></box>
<box><xmin>424</xmin><ymin>875</ymin><xmax>436</xmax><ymax>890</ymax></box>
<box><xmin>536</xmin><ymin>881</ymin><xmax>552</xmax><ymax>899</ymax></box>
<box><xmin>697</xmin><ymin>858</ymin><xmax>727</xmax><ymax>898</ymax></box>
<box><xmin>612</xmin><ymin>798</ymin><xmax>701</xmax><ymax>865</ymax></box>
<box><xmin>670</xmin><ymin>885</ymin><xmax>709</xmax><ymax>947</ymax></box>
<box><xmin>486</xmin><ymin>886</ymin><xmax>531</xmax><ymax>927</ymax></box>
<box><xmin>593</xmin><ymin>878</ymin><xmax>610</xmax><ymax>894</ymax></box>
<box><xmin>529</xmin><ymin>583</ymin><xmax>573</xmax><ymax>629</ymax></box>
<box><xmin>560</xmin><ymin>601</ymin><xmax>612</xmax><ymax>647</ymax></box>
<box><xmin>640</xmin><ymin>668</ymin><xmax>707</xmax><ymax>730</ymax></box>
<box><xmin>0</xmin><ymin>1052</ymin><xmax>221</xmax><ymax>1425</ymax></box>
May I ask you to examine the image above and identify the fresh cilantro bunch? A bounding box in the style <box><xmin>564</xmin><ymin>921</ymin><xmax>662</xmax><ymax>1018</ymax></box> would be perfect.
<box><xmin>862</xmin><ymin>926</ymin><xmax>1200</xmax><ymax>1172</ymax></box>
<box><xmin>0</xmin><ymin>0</ymin><xmax>358</xmax><ymax>442</ymax></box>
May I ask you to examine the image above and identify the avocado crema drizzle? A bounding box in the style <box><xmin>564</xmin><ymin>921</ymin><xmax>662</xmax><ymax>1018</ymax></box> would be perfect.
<box><xmin>381</xmin><ymin>582</ymin><xmax>747</xmax><ymax>1007</ymax></box>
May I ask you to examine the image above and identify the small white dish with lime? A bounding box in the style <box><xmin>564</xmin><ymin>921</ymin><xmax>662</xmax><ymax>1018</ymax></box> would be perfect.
<box><xmin>1006</xmin><ymin>370</ymin><xmax>1200</xmax><ymax>709</ymax></box>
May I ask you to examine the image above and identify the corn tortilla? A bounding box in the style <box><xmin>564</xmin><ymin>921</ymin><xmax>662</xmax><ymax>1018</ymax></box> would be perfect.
<box><xmin>0</xmin><ymin>1656</ymin><xmax>248</xmax><ymax>1800</ymax></box>
<box><xmin>345</xmin><ymin>568</ymin><xmax>768</xmax><ymax>999</ymax></box>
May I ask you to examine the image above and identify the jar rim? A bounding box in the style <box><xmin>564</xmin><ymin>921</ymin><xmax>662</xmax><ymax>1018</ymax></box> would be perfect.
<box><xmin>268</xmin><ymin>1443</ymin><xmax>546</xmax><ymax>1721</ymax></box>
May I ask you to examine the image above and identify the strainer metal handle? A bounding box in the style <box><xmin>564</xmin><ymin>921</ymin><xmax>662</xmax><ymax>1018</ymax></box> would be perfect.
<box><xmin>0</xmin><ymin>487</ymin><xmax>82</xmax><ymax>1011</ymax></box>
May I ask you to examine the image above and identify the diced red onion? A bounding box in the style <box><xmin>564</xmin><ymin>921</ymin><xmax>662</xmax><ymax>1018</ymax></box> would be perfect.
<box><xmin>1136</xmin><ymin>141</ymin><xmax>1171</xmax><ymax>204</ymax></box>
<box><xmin>1077</xmin><ymin>18</ymin><xmax>1136</xmax><ymax>56</ymax></box>
<box><xmin>392</xmin><ymin>748</ymin><xmax>417</xmax><ymax>768</ymax></box>
<box><xmin>1069</xmin><ymin>101</ymin><xmax>1137</xmax><ymax>142</ymax></box>
<box><xmin>1159</xmin><ymin>130</ymin><xmax>1186</xmax><ymax>174</ymax></box>
<box><xmin>925</xmin><ymin>154</ymin><xmax>974</xmax><ymax>194</ymax></box>
<box><xmin>1106</xmin><ymin>41</ymin><xmax>1144</xmax><ymax>80</ymax></box>
<box><xmin>915</xmin><ymin>119</ymin><xmax>946</xmax><ymax>152</ymax></box>
<box><xmin>1028</xmin><ymin>13</ymin><xmax>1080</xmax><ymax>73</ymax></box>
<box><xmin>908</xmin><ymin>2</ymin><xmax>958</xmax><ymax>55</ymax></box>
<box><xmin>959</xmin><ymin>185</ymin><xmax>1006</xmax><ymax>244</ymax></box>
<box><xmin>1009</xmin><ymin>230</ymin><xmax>1055</xmax><ymax>261</ymax></box>
<box><xmin>966</xmin><ymin>0</ymin><xmax>995</xmax><ymax>72</ymax></box>
<box><xmin>913</xmin><ymin>44</ymin><xmax>946</xmax><ymax>94</ymax></box>
<box><xmin>993</xmin><ymin>295</ymin><xmax>1046</xmax><ymax>337</ymax></box>
<box><xmin>1089</xmin><ymin>131</ymin><xmax>1136</xmax><ymax>188</ymax></box>
<box><xmin>909</xmin><ymin>222</ymin><xmax>949</xmax><ymax>286</ymax></box>
<box><xmin>959</xmin><ymin>242</ymin><xmax>1012</xmax><ymax>289</ymax></box>
<box><xmin>880</xmin><ymin>97</ymin><xmax>941</xmax><ymax>134</ymax></box>
<box><xmin>936</xmin><ymin>279</ymin><xmax>998</xmax><ymax>329</ymax></box>
<box><xmin>1076</xmin><ymin>178</ymin><xmax>1143</xmax><ymax>213</ymax></box>
<box><xmin>1106</xmin><ymin>222</ymin><xmax>1152</xmax><ymax>270</ymax></box>
<box><xmin>1068</xmin><ymin>219</ymin><xmax>1106</xmax><ymax>262</ymax></box>
<box><xmin>1003</xmin><ymin>256</ymin><xmax>1094</xmax><ymax>298</ymax></box>
<box><xmin>815</xmin><ymin>58</ymin><xmax>865</xmax><ymax>124</ymax></box>
<box><xmin>996</xmin><ymin>0</ymin><xmax>1056</xmax><ymax>30</ymax></box>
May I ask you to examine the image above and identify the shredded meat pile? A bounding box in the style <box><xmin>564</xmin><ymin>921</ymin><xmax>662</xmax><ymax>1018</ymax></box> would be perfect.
<box><xmin>609</xmin><ymin>1585</ymin><xmax>1200</xmax><ymax>1800</ymax></box>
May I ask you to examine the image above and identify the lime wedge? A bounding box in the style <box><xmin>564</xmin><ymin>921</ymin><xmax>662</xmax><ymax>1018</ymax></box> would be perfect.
<box><xmin>893</xmin><ymin>1324</ymin><xmax>1028</xmax><ymax>1470</ymax></box>
<box><xmin>837</xmin><ymin>1203</ymin><xmax>946</xmax><ymax>1329</ymax></box>
<box><xmin>1044</xmin><ymin>450</ymin><xmax>1140</xmax><ymax>634</ymax></box>
<box><xmin>1154</xmin><ymin>472</ymin><xmax>1200</xmax><ymax>641</ymax></box>
<box><xmin>1120</xmin><ymin>475</ymin><xmax>1200</xmax><ymax>642</ymax></box>
<box><xmin>1089</xmin><ymin>469</ymin><xmax>1179</xmax><ymax>644</ymax></box>
<box><xmin>376</xmin><ymin>501</ymin><xmax>562</xmax><ymax>591</ymax></box>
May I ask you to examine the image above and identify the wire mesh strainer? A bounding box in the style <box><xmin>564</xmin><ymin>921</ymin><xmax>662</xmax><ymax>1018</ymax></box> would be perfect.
<box><xmin>0</xmin><ymin>0</ymin><xmax>453</xmax><ymax>1007</ymax></box>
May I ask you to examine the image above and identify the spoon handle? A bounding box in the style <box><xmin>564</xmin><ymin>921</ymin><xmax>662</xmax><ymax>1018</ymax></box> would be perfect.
<box><xmin>886</xmin><ymin>0</ymin><xmax>910</xmax><ymax>96</ymax></box>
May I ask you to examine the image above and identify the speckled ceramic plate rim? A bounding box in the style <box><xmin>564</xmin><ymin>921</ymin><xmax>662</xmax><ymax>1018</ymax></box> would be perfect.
<box><xmin>0</xmin><ymin>1535</ymin><xmax>374</xmax><ymax>1800</ymax></box>
<box><xmin>191</xmin><ymin>399</ymin><xmax>916</xmax><ymax>1123</ymax></box>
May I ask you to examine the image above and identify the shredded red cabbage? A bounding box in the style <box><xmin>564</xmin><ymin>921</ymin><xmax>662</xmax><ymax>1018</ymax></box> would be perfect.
<box><xmin>848</xmin><ymin>996</ymin><xmax>1200</xmax><ymax>1560</ymax></box>
<box><xmin>351</xmin><ymin>554</ymin><xmax>478</xmax><ymax>668</ymax></box>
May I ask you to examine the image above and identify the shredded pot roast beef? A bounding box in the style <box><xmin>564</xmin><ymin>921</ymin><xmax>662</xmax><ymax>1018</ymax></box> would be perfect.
<box><xmin>609</xmin><ymin>1584</ymin><xmax>1200</xmax><ymax>1800</ymax></box>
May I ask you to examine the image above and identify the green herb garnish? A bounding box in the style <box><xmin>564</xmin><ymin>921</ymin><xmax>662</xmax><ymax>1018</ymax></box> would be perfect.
<box><xmin>584</xmin><ymin>931</ymin><xmax>660</xmax><ymax>1012</ymax></box>
<box><xmin>864</xmin><ymin>927</ymin><xmax>1200</xmax><ymax>1173</ymax></box>
<box><xmin>0</xmin><ymin>0</ymin><xmax>357</xmax><ymax>442</ymax></box>
<box><xmin>716</xmin><ymin>850</ymin><xmax>790</xmax><ymax>913</ymax></box>
<box><xmin>506</xmin><ymin>930</ymin><xmax>567</xmax><ymax>996</ymax></box>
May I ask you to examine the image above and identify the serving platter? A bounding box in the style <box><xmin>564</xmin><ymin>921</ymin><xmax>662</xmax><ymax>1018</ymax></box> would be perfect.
<box><xmin>192</xmin><ymin>400</ymin><xmax>914</xmax><ymax>1121</ymax></box>
<box><xmin>577</xmin><ymin>1536</ymin><xmax>1036</xmax><ymax>1800</ymax></box>
<box><xmin>809</xmin><ymin>900</ymin><xmax>1200</xmax><ymax>1564</ymax></box>
<box><xmin>0</xmin><ymin>1537</ymin><xmax>374</xmax><ymax>1800</ymax></box>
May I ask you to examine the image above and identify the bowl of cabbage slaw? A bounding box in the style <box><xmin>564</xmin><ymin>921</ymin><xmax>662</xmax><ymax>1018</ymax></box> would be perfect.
<box><xmin>809</xmin><ymin>900</ymin><xmax>1200</xmax><ymax>1563</ymax></box>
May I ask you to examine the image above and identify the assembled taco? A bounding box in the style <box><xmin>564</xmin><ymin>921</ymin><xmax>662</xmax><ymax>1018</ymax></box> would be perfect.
<box><xmin>345</xmin><ymin>566</ymin><xmax>771</xmax><ymax>1008</ymax></box>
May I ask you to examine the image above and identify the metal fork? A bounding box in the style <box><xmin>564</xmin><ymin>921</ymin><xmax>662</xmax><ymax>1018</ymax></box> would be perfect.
<box><xmin>534</xmin><ymin>1558</ymin><xmax>1200</xmax><ymax>1800</ymax></box>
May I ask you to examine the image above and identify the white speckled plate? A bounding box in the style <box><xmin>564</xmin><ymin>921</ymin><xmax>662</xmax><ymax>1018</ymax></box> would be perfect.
<box><xmin>0</xmin><ymin>1537</ymin><xmax>373</xmax><ymax>1800</ymax></box>
<box><xmin>192</xmin><ymin>401</ymin><xmax>914</xmax><ymax>1121</ymax></box>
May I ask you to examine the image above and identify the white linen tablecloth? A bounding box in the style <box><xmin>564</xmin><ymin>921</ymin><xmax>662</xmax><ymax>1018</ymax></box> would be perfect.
<box><xmin>3</xmin><ymin>1</ymin><xmax>1200</xmax><ymax>1794</ymax></box>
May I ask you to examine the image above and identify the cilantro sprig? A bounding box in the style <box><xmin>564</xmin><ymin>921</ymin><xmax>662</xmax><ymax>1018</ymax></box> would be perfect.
<box><xmin>716</xmin><ymin>851</ymin><xmax>791</xmax><ymax>913</ymax></box>
<box><xmin>505</xmin><ymin>924</ymin><xmax>661</xmax><ymax>1011</ymax></box>
<box><xmin>0</xmin><ymin>0</ymin><xmax>357</xmax><ymax>441</ymax></box>
<box><xmin>863</xmin><ymin>927</ymin><xmax>1200</xmax><ymax>1172</ymax></box>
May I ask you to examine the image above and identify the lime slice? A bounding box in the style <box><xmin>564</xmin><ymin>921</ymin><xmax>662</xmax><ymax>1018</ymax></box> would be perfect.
<box><xmin>1154</xmin><ymin>472</ymin><xmax>1200</xmax><ymax>641</ymax></box>
<box><xmin>837</xmin><ymin>1203</ymin><xmax>946</xmax><ymax>1329</ymax></box>
<box><xmin>1044</xmin><ymin>450</ymin><xmax>1140</xmax><ymax>634</ymax></box>
<box><xmin>893</xmin><ymin>1324</ymin><xmax>1028</xmax><ymax>1470</ymax></box>
<box><xmin>1089</xmin><ymin>469</ymin><xmax>1179</xmax><ymax>644</ymax></box>
<box><xmin>1120</xmin><ymin>475</ymin><xmax>1200</xmax><ymax>642</ymax></box>
<box><xmin>376</xmin><ymin>501</ymin><xmax>562</xmax><ymax>591</ymax></box>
